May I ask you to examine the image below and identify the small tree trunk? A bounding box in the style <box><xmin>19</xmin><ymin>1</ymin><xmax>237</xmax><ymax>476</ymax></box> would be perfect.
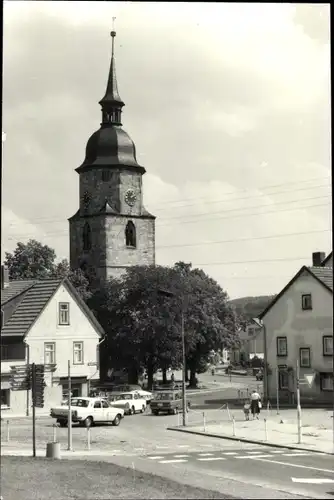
<box><xmin>162</xmin><ymin>368</ymin><xmax>167</xmax><ymax>384</ymax></box>
<box><xmin>147</xmin><ymin>365</ymin><xmax>154</xmax><ymax>390</ymax></box>
<box><xmin>185</xmin><ymin>370</ymin><xmax>189</xmax><ymax>383</ymax></box>
<box><xmin>189</xmin><ymin>369</ymin><xmax>197</xmax><ymax>388</ymax></box>
<box><xmin>128</xmin><ymin>365</ymin><xmax>139</xmax><ymax>385</ymax></box>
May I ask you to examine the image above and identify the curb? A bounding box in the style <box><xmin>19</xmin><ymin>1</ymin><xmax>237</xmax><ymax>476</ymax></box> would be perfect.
<box><xmin>167</xmin><ymin>426</ymin><xmax>334</xmax><ymax>456</ymax></box>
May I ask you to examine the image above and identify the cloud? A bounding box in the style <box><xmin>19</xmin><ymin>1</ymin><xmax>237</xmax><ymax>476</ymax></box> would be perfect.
<box><xmin>2</xmin><ymin>2</ymin><xmax>331</xmax><ymax>298</ymax></box>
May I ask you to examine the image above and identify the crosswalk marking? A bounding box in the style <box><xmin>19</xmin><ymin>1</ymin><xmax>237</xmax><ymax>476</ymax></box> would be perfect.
<box><xmin>198</xmin><ymin>457</ymin><xmax>226</xmax><ymax>461</ymax></box>
<box><xmin>292</xmin><ymin>478</ymin><xmax>334</xmax><ymax>484</ymax></box>
<box><xmin>246</xmin><ymin>451</ymin><xmax>265</xmax><ymax>454</ymax></box>
<box><xmin>148</xmin><ymin>456</ymin><xmax>165</xmax><ymax>460</ymax></box>
<box><xmin>284</xmin><ymin>453</ymin><xmax>310</xmax><ymax>457</ymax></box>
<box><xmin>198</xmin><ymin>453</ymin><xmax>213</xmax><ymax>456</ymax></box>
<box><xmin>236</xmin><ymin>454</ymin><xmax>273</xmax><ymax>459</ymax></box>
<box><xmin>223</xmin><ymin>452</ymin><xmax>238</xmax><ymax>455</ymax></box>
<box><xmin>159</xmin><ymin>459</ymin><xmax>188</xmax><ymax>464</ymax></box>
<box><xmin>173</xmin><ymin>454</ymin><xmax>189</xmax><ymax>458</ymax></box>
<box><xmin>270</xmin><ymin>450</ymin><xmax>286</xmax><ymax>454</ymax></box>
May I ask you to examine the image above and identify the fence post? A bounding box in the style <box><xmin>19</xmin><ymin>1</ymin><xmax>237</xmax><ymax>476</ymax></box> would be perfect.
<box><xmin>6</xmin><ymin>420</ymin><xmax>10</xmax><ymax>442</ymax></box>
<box><xmin>232</xmin><ymin>416</ymin><xmax>236</xmax><ymax>437</ymax></box>
<box><xmin>264</xmin><ymin>418</ymin><xmax>268</xmax><ymax>441</ymax></box>
<box><xmin>53</xmin><ymin>424</ymin><xmax>57</xmax><ymax>443</ymax></box>
<box><xmin>266</xmin><ymin>401</ymin><xmax>270</xmax><ymax>417</ymax></box>
<box><xmin>203</xmin><ymin>412</ymin><xmax>206</xmax><ymax>433</ymax></box>
<box><xmin>87</xmin><ymin>427</ymin><xmax>91</xmax><ymax>450</ymax></box>
<box><xmin>177</xmin><ymin>410</ymin><xmax>180</xmax><ymax>427</ymax></box>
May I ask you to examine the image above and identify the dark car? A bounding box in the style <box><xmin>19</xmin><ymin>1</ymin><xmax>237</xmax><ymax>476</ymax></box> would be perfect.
<box><xmin>150</xmin><ymin>391</ymin><xmax>190</xmax><ymax>415</ymax></box>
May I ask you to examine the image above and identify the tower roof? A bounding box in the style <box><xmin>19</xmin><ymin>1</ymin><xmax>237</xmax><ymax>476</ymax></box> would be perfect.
<box><xmin>76</xmin><ymin>29</ymin><xmax>145</xmax><ymax>174</ymax></box>
<box><xmin>99</xmin><ymin>30</ymin><xmax>125</xmax><ymax>110</ymax></box>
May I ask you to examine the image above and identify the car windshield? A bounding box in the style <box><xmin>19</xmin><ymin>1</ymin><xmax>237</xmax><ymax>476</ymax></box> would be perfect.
<box><xmin>154</xmin><ymin>392</ymin><xmax>174</xmax><ymax>401</ymax></box>
<box><xmin>69</xmin><ymin>399</ymin><xmax>90</xmax><ymax>407</ymax></box>
<box><xmin>115</xmin><ymin>394</ymin><xmax>133</xmax><ymax>401</ymax></box>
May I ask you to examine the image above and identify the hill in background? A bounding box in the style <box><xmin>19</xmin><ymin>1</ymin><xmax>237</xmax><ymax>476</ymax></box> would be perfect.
<box><xmin>229</xmin><ymin>295</ymin><xmax>276</xmax><ymax>323</ymax></box>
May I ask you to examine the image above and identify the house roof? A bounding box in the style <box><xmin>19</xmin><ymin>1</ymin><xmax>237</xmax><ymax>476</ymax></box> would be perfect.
<box><xmin>1</xmin><ymin>277</ymin><xmax>104</xmax><ymax>338</ymax></box>
<box><xmin>259</xmin><ymin>265</ymin><xmax>333</xmax><ymax>320</ymax></box>
<box><xmin>321</xmin><ymin>251</ymin><xmax>332</xmax><ymax>266</ymax></box>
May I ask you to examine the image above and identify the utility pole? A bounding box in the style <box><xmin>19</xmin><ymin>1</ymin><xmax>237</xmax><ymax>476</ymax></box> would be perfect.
<box><xmin>31</xmin><ymin>363</ymin><xmax>36</xmax><ymax>458</ymax></box>
<box><xmin>67</xmin><ymin>360</ymin><xmax>72</xmax><ymax>451</ymax></box>
<box><xmin>296</xmin><ymin>359</ymin><xmax>302</xmax><ymax>444</ymax></box>
<box><xmin>181</xmin><ymin>304</ymin><xmax>186</xmax><ymax>427</ymax></box>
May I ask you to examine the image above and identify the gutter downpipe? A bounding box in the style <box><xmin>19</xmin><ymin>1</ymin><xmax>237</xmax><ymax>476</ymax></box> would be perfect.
<box><xmin>24</xmin><ymin>341</ymin><xmax>30</xmax><ymax>417</ymax></box>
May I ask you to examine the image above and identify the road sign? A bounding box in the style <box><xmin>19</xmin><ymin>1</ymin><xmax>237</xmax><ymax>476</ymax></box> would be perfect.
<box><xmin>32</xmin><ymin>364</ymin><xmax>45</xmax><ymax>408</ymax></box>
<box><xmin>88</xmin><ymin>362</ymin><xmax>98</xmax><ymax>366</ymax></box>
<box><xmin>304</xmin><ymin>373</ymin><xmax>315</xmax><ymax>387</ymax></box>
<box><xmin>10</xmin><ymin>365</ymin><xmax>31</xmax><ymax>391</ymax></box>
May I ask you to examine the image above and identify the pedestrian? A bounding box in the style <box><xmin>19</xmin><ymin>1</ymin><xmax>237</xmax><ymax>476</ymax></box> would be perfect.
<box><xmin>243</xmin><ymin>400</ymin><xmax>251</xmax><ymax>421</ymax></box>
<box><xmin>250</xmin><ymin>390</ymin><xmax>261</xmax><ymax>420</ymax></box>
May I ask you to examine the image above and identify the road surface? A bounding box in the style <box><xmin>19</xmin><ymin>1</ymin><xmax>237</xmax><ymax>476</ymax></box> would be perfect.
<box><xmin>2</xmin><ymin>409</ymin><xmax>333</xmax><ymax>499</ymax></box>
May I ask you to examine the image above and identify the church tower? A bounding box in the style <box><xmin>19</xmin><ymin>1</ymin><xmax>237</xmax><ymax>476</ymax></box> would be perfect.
<box><xmin>69</xmin><ymin>30</ymin><xmax>156</xmax><ymax>287</ymax></box>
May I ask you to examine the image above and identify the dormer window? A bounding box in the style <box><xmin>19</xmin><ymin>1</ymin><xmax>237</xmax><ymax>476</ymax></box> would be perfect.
<box><xmin>125</xmin><ymin>220</ymin><xmax>136</xmax><ymax>248</ymax></box>
<box><xmin>302</xmin><ymin>294</ymin><xmax>312</xmax><ymax>310</ymax></box>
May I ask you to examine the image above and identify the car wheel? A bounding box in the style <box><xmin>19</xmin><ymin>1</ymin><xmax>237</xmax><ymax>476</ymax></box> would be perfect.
<box><xmin>140</xmin><ymin>405</ymin><xmax>146</xmax><ymax>413</ymax></box>
<box><xmin>84</xmin><ymin>416</ymin><xmax>93</xmax><ymax>428</ymax></box>
<box><xmin>57</xmin><ymin>419</ymin><xmax>67</xmax><ymax>428</ymax></box>
<box><xmin>112</xmin><ymin>414</ymin><xmax>121</xmax><ymax>426</ymax></box>
<box><xmin>173</xmin><ymin>408</ymin><xmax>178</xmax><ymax>415</ymax></box>
<box><xmin>152</xmin><ymin>410</ymin><xmax>159</xmax><ymax>416</ymax></box>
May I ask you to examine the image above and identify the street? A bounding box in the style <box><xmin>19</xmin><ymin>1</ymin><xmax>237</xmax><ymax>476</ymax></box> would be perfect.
<box><xmin>2</xmin><ymin>408</ymin><xmax>333</xmax><ymax>500</ymax></box>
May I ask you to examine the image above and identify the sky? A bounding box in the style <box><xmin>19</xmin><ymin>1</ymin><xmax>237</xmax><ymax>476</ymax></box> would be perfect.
<box><xmin>2</xmin><ymin>2</ymin><xmax>331</xmax><ymax>299</ymax></box>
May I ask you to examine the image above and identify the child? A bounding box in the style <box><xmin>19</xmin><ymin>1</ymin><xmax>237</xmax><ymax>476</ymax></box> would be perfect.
<box><xmin>243</xmin><ymin>400</ymin><xmax>251</xmax><ymax>421</ymax></box>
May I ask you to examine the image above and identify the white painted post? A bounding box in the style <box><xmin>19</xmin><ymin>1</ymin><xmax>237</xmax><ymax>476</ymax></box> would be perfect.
<box><xmin>296</xmin><ymin>359</ymin><xmax>302</xmax><ymax>444</ymax></box>
<box><xmin>276</xmin><ymin>367</ymin><xmax>280</xmax><ymax>415</ymax></box>
<box><xmin>87</xmin><ymin>427</ymin><xmax>91</xmax><ymax>450</ymax></box>
<box><xmin>177</xmin><ymin>410</ymin><xmax>180</xmax><ymax>427</ymax></box>
<box><xmin>226</xmin><ymin>403</ymin><xmax>232</xmax><ymax>421</ymax></box>
<box><xmin>232</xmin><ymin>416</ymin><xmax>236</xmax><ymax>437</ymax></box>
<box><xmin>6</xmin><ymin>420</ymin><xmax>9</xmax><ymax>442</ymax></box>
<box><xmin>53</xmin><ymin>424</ymin><xmax>57</xmax><ymax>443</ymax></box>
<box><xmin>67</xmin><ymin>360</ymin><xmax>72</xmax><ymax>451</ymax></box>
<box><xmin>264</xmin><ymin>418</ymin><xmax>268</xmax><ymax>441</ymax></box>
<box><xmin>203</xmin><ymin>412</ymin><xmax>206</xmax><ymax>432</ymax></box>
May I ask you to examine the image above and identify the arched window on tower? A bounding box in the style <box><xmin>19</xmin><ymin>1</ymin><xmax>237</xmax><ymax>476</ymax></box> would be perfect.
<box><xmin>125</xmin><ymin>220</ymin><xmax>136</xmax><ymax>248</ymax></box>
<box><xmin>83</xmin><ymin>222</ymin><xmax>92</xmax><ymax>252</ymax></box>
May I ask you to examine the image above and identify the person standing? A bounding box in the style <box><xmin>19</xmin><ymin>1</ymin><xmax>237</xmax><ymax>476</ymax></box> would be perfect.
<box><xmin>250</xmin><ymin>390</ymin><xmax>261</xmax><ymax>420</ymax></box>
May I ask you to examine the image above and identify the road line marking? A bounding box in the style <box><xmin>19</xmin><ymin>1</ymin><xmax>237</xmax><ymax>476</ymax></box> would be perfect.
<box><xmin>270</xmin><ymin>450</ymin><xmax>286</xmax><ymax>454</ymax></box>
<box><xmin>177</xmin><ymin>445</ymin><xmax>190</xmax><ymax>448</ymax></box>
<box><xmin>252</xmin><ymin>457</ymin><xmax>334</xmax><ymax>474</ymax></box>
<box><xmin>148</xmin><ymin>456</ymin><xmax>165</xmax><ymax>460</ymax></box>
<box><xmin>159</xmin><ymin>459</ymin><xmax>188</xmax><ymax>464</ymax></box>
<box><xmin>292</xmin><ymin>478</ymin><xmax>334</xmax><ymax>484</ymax></box>
<box><xmin>246</xmin><ymin>451</ymin><xmax>265</xmax><ymax>454</ymax></box>
<box><xmin>198</xmin><ymin>453</ymin><xmax>214</xmax><ymax>456</ymax></box>
<box><xmin>283</xmin><ymin>453</ymin><xmax>310</xmax><ymax>457</ymax></box>
<box><xmin>156</xmin><ymin>446</ymin><xmax>169</xmax><ymax>449</ymax></box>
<box><xmin>223</xmin><ymin>452</ymin><xmax>238</xmax><ymax>455</ymax></box>
<box><xmin>173</xmin><ymin>455</ymin><xmax>189</xmax><ymax>458</ymax></box>
<box><xmin>198</xmin><ymin>457</ymin><xmax>226</xmax><ymax>461</ymax></box>
<box><xmin>236</xmin><ymin>454</ymin><xmax>273</xmax><ymax>459</ymax></box>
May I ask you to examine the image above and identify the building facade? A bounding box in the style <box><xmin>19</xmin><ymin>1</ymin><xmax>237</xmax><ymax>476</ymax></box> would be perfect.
<box><xmin>259</xmin><ymin>252</ymin><xmax>333</xmax><ymax>404</ymax></box>
<box><xmin>1</xmin><ymin>268</ymin><xmax>104</xmax><ymax>416</ymax></box>
<box><xmin>69</xmin><ymin>31</ymin><xmax>155</xmax><ymax>288</ymax></box>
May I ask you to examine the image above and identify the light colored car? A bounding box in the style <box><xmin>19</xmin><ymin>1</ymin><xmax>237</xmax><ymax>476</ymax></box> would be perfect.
<box><xmin>50</xmin><ymin>397</ymin><xmax>124</xmax><ymax>427</ymax></box>
<box><xmin>133</xmin><ymin>389</ymin><xmax>154</xmax><ymax>404</ymax></box>
<box><xmin>110</xmin><ymin>392</ymin><xmax>147</xmax><ymax>415</ymax></box>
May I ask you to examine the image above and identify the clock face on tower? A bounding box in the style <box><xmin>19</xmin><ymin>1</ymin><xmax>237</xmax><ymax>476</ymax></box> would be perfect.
<box><xmin>124</xmin><ymin>189</ymin><xmax>137</xmax><ymax>207</ymax></box>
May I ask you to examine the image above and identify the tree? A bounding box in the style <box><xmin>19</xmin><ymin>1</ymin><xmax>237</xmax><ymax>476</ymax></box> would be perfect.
<box><xmin>5</xmin><ymin>240</ymin><xmax>56</xmax><ymax>280</ymax></box>
<box><xmin>90</xmin><ymin>262</ymin><xmax>242</xmax><ymax>388</ymax></box>
<box><xmin>4</xmin><ymin>241</ymin><xmax>91</xmax><ymax>301</ymax></box>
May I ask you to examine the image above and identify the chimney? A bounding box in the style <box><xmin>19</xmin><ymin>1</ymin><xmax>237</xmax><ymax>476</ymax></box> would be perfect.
<box><xmin>1</xmin><ymin>265</ymin><xmax>9</xmax><ymax>289</ymax></box>
<box><xmin>312</xmin><ymin>252</ymin><xmax>326</xmax><ymax>267</ymax></box>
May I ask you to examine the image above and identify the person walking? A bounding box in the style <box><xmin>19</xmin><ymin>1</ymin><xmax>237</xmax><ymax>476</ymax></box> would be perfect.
<box><xmin>250</xmin><ymin>390</ymin><xmax>261</xmax><ymax>420</ymax></box>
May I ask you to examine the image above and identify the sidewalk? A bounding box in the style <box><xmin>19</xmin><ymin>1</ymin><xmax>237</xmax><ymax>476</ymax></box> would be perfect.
<box><xmin>168</xmin><ymin>408</ymin><xmax>334</xmax><ymax>455</ymax></box>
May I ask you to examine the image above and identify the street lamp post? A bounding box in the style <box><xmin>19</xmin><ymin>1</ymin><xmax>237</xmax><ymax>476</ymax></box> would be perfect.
<box><xmin>158</xmin><ymin>288</ymin><xmax>187</xmax><ymax>427</ymax></box>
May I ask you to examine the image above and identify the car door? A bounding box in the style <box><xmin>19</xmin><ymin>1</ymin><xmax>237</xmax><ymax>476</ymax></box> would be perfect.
<box><xmin>101</xmin><ymin>399</ymin><xmax>114</xmax><ymax>422</ymax></box>
<box><xmin>92</xmin><ymin>400</ymin><xmax>103</xmax><ymax>422</ymax></box>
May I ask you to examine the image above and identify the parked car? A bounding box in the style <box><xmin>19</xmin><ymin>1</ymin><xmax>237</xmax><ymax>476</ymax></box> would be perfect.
<box><xmin>110</xmin><ymin>392</ymin><xmax>147</xmax><ymax>415</ymax></box>
<box><xmin>133</xmin><ymin>389</ymin><xmax>154</xmax><ymax>404</ymax></box>
<box><xmin>150</xmin><ymin>391</ymin><xmax>190</xmax><ymax>415</ymax></box>
<box><xmin>50</xmin><ymin>397</ymin><xmax>124</xmax><ymax>427</ymax></box>
<box><xmin>256</xmin><ymin>370</ymin><xmax>263</xmax><ymax>381</ymax></box>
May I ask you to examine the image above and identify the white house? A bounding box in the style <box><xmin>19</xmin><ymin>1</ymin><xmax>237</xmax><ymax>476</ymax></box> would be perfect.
<box><xmin>1</xmin><ymin>266</ymin><xmax>104</xmax><ymax>416</ymax></box>
<box><xmin>259</xmin><ymin>251</ymin><xmax>333</xmax><ymax>405</ymax></box>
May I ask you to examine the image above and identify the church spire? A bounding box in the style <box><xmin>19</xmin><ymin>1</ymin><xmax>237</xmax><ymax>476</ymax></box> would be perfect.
<box><xmin>99</xmin><ymin>22</ymin><xmax>125</xmax><ymax>126</ymax></box>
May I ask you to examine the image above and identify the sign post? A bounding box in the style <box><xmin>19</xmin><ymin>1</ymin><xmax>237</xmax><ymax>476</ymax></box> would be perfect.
<box><xmin>68</xmin><ymin>360</ymin><xmax>72</xmax><ymax>451</ymax></box>
<box><xmin>296</xmin><ymin>360</ymin><xmax>302</xmax><ymax>444</ymax></box>
<box><xmin>276</xmin><ymin>367</ymin><xmax>280</xmax><ymax>415</ymax></box>
<box><xmin>31</xmin><ymin>363</ymin><xmax>36</xmax><ymax>457</ymax></box>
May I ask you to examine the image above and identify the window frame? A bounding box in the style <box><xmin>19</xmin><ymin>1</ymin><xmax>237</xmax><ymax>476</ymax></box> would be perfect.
<box><xmin>301</xmin><ymin>294</ymin><xmax>312</xmax><ymax>311</ymax></box>
<box><xmin>320</xmin><ymin>373</ymin><xmax>333</xmax><ymax>392</ymax></box>
<box><xmin>73</xmin><ymin>341</ymin><xmax>84</xmax><ymax>365</ymax></box>
<box><xmin>58</xmin><ymin>302</ymin><xmax>70</xmax><ymax>326</ymax></box>
<box><xmin>323</xmin><ymin>336</ymin><xmax>333</xmax><ymax>356</ymax></box>
<box><xmin>278</xmin><ymin>370</ymin><xmax>289</xmax><ymax>390</ymax></box>
<box><xmin>299</xmin><ymin>347</ymin><xmax>311</xmax><ymax>368</ymax></box>
<box><xmin>44</xmin><ymin>342</ymin><xmax>56</xmax><ymax>365</ymax></box>
<box><xmin>276</xmin><ymin>336</ymin><xmax>287</xmax><ymax>357</ymax></box>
